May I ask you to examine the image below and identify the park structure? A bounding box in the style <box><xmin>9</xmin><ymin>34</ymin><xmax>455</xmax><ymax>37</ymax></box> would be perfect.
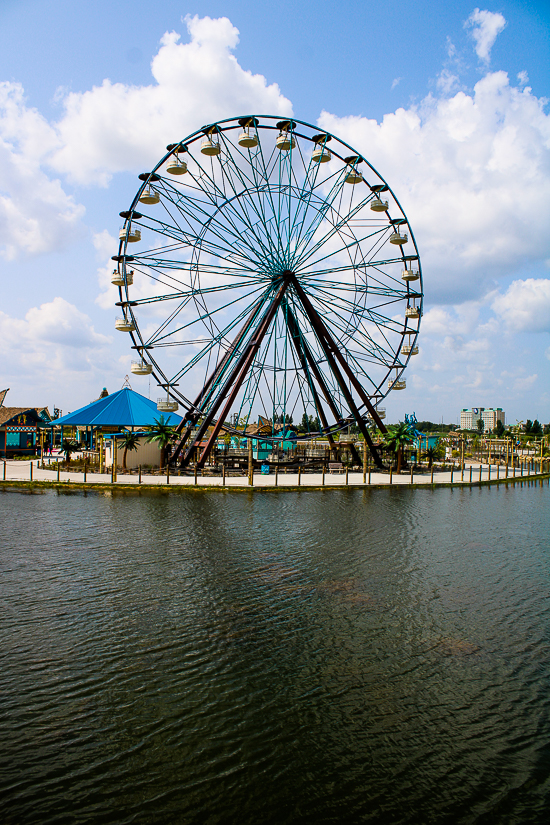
<box><xmin>112</xmin><ymin>115</ymin><xmax>424</xmax><ymax>471</ymax></box>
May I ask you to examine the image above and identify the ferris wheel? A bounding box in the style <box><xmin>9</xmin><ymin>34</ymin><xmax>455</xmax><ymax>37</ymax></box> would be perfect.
<box><xmin>112</xmin><ymin>115</ymin><xmax>423</xmax><ymax>469</ymax></box>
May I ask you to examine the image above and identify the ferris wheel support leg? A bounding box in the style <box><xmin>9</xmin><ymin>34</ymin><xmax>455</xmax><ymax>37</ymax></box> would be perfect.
<box><xmin>291</xmin><ymin>278</ymin><xmax>387</xmax><ymax>437</ymax></box>
<box><xmin>172</xmin><ymin>299</ymin><xmax>265</xmax><ymax>463</ymax></box>
<box><xmin>290</xmin><ymin>279</ymin><xmax>385</xmax><ymax>470</ymax></box>
<box><xmin>285</xmin><ymin>305</ymin><xmax>337</xmax><ymax>448</ymax></box>
<box><xmin>348</xmin><ymin>443</ymin><xmax>362</xmax><ymax>466</ymax></box>
<box><xmin>186</xmin><ymin>279</ymin><xmax>290</xmax><ymax>470</ymax></box>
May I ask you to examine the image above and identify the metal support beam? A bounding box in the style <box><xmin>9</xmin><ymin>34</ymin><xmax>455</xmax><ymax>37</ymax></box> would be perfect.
<box><xmin>289</xmin><ymin>275</ymin><xmax>384</xmax><ymax>469</ymax></box>
<box><xmin>187</xmin><ymin>277</ymin><xmax>291</xmax><ymax>469</ymax></box>
<box><xmin>284</xmin><ymin>302</ymin><xmax>336</xmax><ymax>449</ymax></box>
<box><xmin>292</xmin><ymin>278</ymin><xmax>387</xmax><ymax>434</ymax></box>
<box><xmin>172</xmin><ymin>299</ymin><xmax>264</xmax><ymax>462</ymax></box>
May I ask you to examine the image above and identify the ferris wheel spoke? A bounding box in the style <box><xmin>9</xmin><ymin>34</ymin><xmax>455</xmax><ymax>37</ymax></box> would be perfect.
<box><xmin>163</xmin><ymin>166</ymin><xmax>272</xmax><ymax>267</ymax></box>
<box><xmin>186</xmin><ymin>153</ymin><xmax>285</xmax><ymax>265</ymax></box>
<box><xmin>216</xmin><ymin>137</ymin><xmax>286</xmax><ymax>264</ymax></box>
<box><xmin>296</xmin><ymin>229</ymin><xmax>392</xmax><ymax>278</ymax></box>
<box><xmin>293</xmin><ymin>208</ymin><xmax>387</xmax><ymax>272</ymax></box>
<box><xmin>287</xmin><ymin>168</ymin><xmax>352</xmax><ymax>267</ymax></box>
<box><xmin>146</xmin><ymin>280</ymin><xmax>271</xmax><ymax>347</ymax></box>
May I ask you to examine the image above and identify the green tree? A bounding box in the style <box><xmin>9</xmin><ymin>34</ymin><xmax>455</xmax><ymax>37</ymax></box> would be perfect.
<box><xmin>476</xmin><ymin>418</ymin><xmax>484</xmax><ymax>434</ymax></box>
<box><xmin>117</xmin><ymin>430</ymin><xmax>140</xmax><ymax>470</ymax></box>
<box><xmin>59</xmin><ymin>439</ymin><xmax>79</xmax><ymax>466</ymax></box>
<box><xmin>525</xmin><ymin>419</ymin><xmax>533</xmax><ymax>434</ymax></box>
<box><xmin>383</xmin><ymin>422</ymin><xmax>415</xmax><ymax>473</ymax></box>
<box><xmin>423</xmin><ymin>440</ymin><xmax>442</xmax><ymax>469</ymax></box>
<box><xmin>531</xmin><ymin>419</ymin><xmax>543</xmax><ymax>436</ymax></box>
<box><xmin>495</xmin><ymin>420</ymin><xmax>505</xmax><ymax>437</ymax></box>
<box><xmin>146</xmin><ymin>416</ymin><xmax>175</xmax><ymax>470</ymax></box>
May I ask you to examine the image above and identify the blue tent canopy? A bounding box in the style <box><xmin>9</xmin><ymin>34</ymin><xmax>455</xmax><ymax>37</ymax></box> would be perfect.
<box><xmin>53</xmin><ymin>388</ymin><xmax>183</xmax><ymax>428</ymax></box>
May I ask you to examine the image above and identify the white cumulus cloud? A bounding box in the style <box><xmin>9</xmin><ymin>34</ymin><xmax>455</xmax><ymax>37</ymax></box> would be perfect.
<box><xmin>492</xmin><ymin>278</ymin><xmax>550</xmax><ymax>332</ymax></box>
<box><xmin>465</xmin><ymin>8</ymin><xmax>506</xmax><ymax>63</ymax></box>
<box><xmin>0</xmin><ymin>297</ymin><xmax>117</xmax><ymax>407</ymax></box>
<box><xmin>50</xmin><ymin>15</ymin><xmax>292</xmax><ymax>185</ymax></box>
<box><xmin>318</xmin><ymin>70</ymin><xmax>550</xmax><ymax>304</ymax></box>
<box><xmin>0</xmin><ymin>82</ymin><xmax>85</xmax><ymax>259</ymax></box>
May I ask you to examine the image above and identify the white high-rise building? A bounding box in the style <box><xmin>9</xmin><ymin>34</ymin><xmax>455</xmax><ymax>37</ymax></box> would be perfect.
<box><xmin>460</xmin><ymin>407</ymin><xmax>505</xmax><ymax>431</ymax></box>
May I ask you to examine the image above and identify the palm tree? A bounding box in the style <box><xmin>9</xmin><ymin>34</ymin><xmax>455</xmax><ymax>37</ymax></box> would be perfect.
<box><xmin>145</xmin><ymin>416</ymin><xmax>175</xmax><ymax>470</ymax></box>
<box><xmin>117</xmin><ymin>430</ymin><xmax>140</xmax><ymax>470</ymax></box>
<box><xmin>59</xmin><ymin>439</ymin><xmax>79</xmax><ymax>467</ymax></box>
<box><xmin>383</xmin><ymin>422</ymin><xmax>415</xmax><ymax>473</ymax></box>
<box><xmin>423</xmin><ymin>442</ymin><xmax>442</xmax><ymax>469</ymax></box>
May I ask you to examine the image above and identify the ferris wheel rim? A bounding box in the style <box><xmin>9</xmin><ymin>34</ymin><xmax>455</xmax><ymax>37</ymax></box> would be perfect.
<box><xmin>114</xmin><ymin>114</ymin><xmax>423</xmax><ymax>449</ymax></box>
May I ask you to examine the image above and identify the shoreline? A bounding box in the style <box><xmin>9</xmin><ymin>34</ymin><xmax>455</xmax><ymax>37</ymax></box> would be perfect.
<box><xmin>1</xmin><ymin>472</ymin><xmax>548</xmax><ymax>495</ymax></box>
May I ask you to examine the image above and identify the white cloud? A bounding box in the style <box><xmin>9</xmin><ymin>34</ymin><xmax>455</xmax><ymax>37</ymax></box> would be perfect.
<box><xmin>0</xmin><ymin>298</ymin><xmax>117</xmax><ymax>407</ymax></box>
<box><xmin>49</xmin><ymin>15</ymin><xmax>292</xmax><ymax>185</ymax></box>
<box><xmin>0</xmin><ymin>297</ymin><xmax>109</xmax><ymax>351</ymax></box>
<box><xmin>465</xmin><ymin>8</ymin><xmax>506</xmax><ymax>63</ymax></box>
<box><xmin>0</xmin><ymin>82</ymin><xmax>85</xmax><ymax>258</ymax></box>
<box><xmin>318</xmin><ymin>70</ymin><xmax>550</xmax><ymax>304</ymax></box>
<box><xmin>391</xmin><ymin>77</ymin><xmax>401</xmax><ymax>90</ymax></box>
<box><xmin>513</xmin><ymin>373</ymin><xmax>537</xmax><ymax>392</ymax></box>
<box><xmin>517</xmin><ymin>71</ymin><xmax>529</xmax><ymax>87</ymax></box>
<box><xmin>492</xmin><ymin>278</ymin><xmax>550</xmax><ymax>332</ymax></box>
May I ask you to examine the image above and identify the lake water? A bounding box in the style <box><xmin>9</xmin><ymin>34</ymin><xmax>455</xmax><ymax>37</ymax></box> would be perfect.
<box><xmin>1</xmin><ymin>483</ymin><xmax>550</xmax><ymax>824</ymax></box>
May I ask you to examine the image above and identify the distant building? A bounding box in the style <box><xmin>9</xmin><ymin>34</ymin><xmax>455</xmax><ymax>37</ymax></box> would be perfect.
<box><xmin>460</xmin><ymin>407</ymin><xmax>505</xmax><ymax>431</ymax></box>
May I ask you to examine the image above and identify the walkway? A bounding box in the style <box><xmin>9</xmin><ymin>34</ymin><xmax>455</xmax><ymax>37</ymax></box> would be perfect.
<box><xmin>1</xmin><ymin>458</ymin><xmax>545</xmax><ymax>489</ymax></box>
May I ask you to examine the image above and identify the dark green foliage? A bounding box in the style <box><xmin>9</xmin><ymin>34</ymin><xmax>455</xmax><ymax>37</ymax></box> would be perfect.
<box><xmin>117</xmin><ymin>430</ymin><xmax>140</xmax><ymax>470</ymax></box>
<box><xmin>297</xmin><ymin>413</ymin><xmax>320</xmax><ymax>433</ymax></box>
<box><xmin>415</xmin><ymin>421</ymin><xmax>457</xmax><ymax>433</ymax></box>
<box><xmin>60</xmin><ymin>439</ymin><xmax>79</xmax><ymax>465</ymax></box>
<box><xmin>146</xmin><ymin>416</ymin><xmax>176</xmax><ymax>470</ymax></box>
<box><xmin>383</xmin><ymin>422</ymin><xmax>415</xmax><ymax>472</ymax></box>
<box><xmin>495</xmin><ymin>420</ymin><xmax>505</xmax><ymax>437</ymax></box>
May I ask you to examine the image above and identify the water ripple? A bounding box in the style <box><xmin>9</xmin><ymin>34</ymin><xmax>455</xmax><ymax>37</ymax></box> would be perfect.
<box><xmin>1</xmin><ymin>485</ymin><xmax>550</xmax><ymax>824</ymax></box>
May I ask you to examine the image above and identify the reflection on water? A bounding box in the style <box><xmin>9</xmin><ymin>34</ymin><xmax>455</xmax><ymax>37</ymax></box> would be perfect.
<box><xmin>1</xmin><ymin>484</ymin><xmax>550</xmax><ymax>824</ymax></box>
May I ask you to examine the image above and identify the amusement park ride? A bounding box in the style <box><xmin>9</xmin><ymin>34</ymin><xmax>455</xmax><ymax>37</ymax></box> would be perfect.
<box><xmin>112</xmin><ymin>115</ymin><xmax>423</xmax><ymax>470</ymax></box>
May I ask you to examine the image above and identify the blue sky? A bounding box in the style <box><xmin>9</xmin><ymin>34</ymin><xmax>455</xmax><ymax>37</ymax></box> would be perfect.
<box><xmin>0</xmin><ymin>0</ymin><xmax>549</xmax><ymax>424</ymax></box>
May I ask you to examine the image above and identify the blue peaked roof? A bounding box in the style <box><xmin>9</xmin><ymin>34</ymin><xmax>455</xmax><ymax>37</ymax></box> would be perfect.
<box><xmin>53</xmin><ymin>388</ymin><xmax>183</xmax><ymax>428</ymax></box>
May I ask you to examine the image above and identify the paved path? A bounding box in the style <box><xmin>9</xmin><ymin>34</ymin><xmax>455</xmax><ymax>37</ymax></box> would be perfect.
<box><xmin>1</xmin><ymin>459</ymin><xmax>542</xmax><ymax>489</ymax></box>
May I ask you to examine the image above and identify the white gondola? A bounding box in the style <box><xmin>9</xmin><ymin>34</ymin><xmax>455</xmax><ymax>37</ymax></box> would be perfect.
<box><xmin>119</xmin><ymin>227</ymin><xmax>141</xmax><ymax>242</ymax></box>
<box><xmin>115</xmin><ymin>315</ymin><xmax>135</xmax><ymax>332</ymax></box>
<box><xmin>370</xmin><ymin>198</ymin><xmax>388</xmax><ymax>212</ymax></box>
<box><xmin>377</xmin><ymin>408</ymin><xmax>386</xmax><ymax>420</ymax></box>
<box><xmin>201</xmin><ymin>137</ymin><xmax>220</xmax><ymax>156</ymax></box>
<box><xmin>139</xmin><ymin>186</ymin><xmax>160</xmax><ymax>204</ymax></box>
<box><xmin>390</xmin><ymin>231</ymin><xmax>408</xmax><ymax>245</ymax></box>
<box><xmin>402</xmin><ymin>268</ymin><xmax>420</xmax><ymax>281</ymax></box>
<box><xmin>166</xmin><ymin>157</ymin><xmax>188</xmax><ymax>175</ymax></box>
<box><xmin>345</xmin><ymin>168</ymin><xmax>363</xmax><ymax>184</ymax></box>
<box><xmin>388</xmin><ymin>378</ymin><xmax>406</xmax><ymax>390</ymax></box>
<box><xmin>276</xmin><ymin>132</ymin><xmax>295</xmax><ymax>151</ymax></box>
<box><xmin>111</xmin><ymin>269</ymin><xmax>134</xmax><ymax>287</ymax></box>
<box><xmin>131</xmin><ymin>359</ymin><xmax>153</xmax><ymax>375</ymax></box>
<box><xmin>312</xmin><ymin>145</ymin><xmax>331</xmax><ymax>163</ymax></box>
<box><xmin>405</xmin><ymin>306</ymin><xmax>420</xmax><ymax>319</ymax></box>
<box><xmin>402</xmin><ymin>345</ymin><xmax>419</xmax><ymax>356</ymax></box>
<box><xmin>238</xmin><ymin>130</ymin><xmax>258</xmax><ymax>148</ymax></box>
<box><xmin>157</xmin><ymin>397</ymin><xmax>179</xmax><ymax>412</ymax></box>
